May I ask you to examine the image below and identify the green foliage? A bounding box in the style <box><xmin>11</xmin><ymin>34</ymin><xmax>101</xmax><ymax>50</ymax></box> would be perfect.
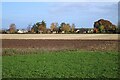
<box><xmin>2</xmin><ymin>49</ymin><xmax>119</xmax><ymax>78</ymax></box>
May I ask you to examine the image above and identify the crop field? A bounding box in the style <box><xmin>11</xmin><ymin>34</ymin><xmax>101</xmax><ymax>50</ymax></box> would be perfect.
<box><xmin>1</xmin><ymin>34</ymin><xmax>118</xmax><ymax>40</ymax></box>
<box><xmin>1</xmin><ymin>34</ymin><xmax>119</xmax><ymax>79</ymax></box>
<box><xmin>2</xmin><ymin>49</ymin><xmax>119</xmax><ymax>78</ymax></box>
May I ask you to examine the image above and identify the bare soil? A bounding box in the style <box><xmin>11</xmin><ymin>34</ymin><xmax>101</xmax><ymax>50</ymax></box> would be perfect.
<box><xmin>2</xmin><ymin>39</ymin><xmax>119</xmax><ymax>51</ymax></box>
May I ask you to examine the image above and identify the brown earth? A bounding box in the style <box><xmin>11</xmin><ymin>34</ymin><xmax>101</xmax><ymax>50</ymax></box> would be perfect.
<box><xmin>2</xmin><ymin>39</ymin><xmax>119</xmax><ymax>51</ymax></box>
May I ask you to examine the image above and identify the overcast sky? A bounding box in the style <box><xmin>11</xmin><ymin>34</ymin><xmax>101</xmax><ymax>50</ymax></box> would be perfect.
<box><xmin>2</xmin><ymin>2</ymin><xmax>118</xmax><ymax>29</ymax></box>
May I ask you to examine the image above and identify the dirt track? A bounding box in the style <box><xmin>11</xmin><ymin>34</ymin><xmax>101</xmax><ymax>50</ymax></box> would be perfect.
<box><xmin>2</xmin><ymin>39</ymin><xmax>119</xmax><ymax>51</ymax></box>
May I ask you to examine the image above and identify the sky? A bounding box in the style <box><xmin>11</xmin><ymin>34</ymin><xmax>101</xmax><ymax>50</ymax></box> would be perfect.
<box><xmin>1</xmin><ymin>0</ymin><xmax>119</xmax><ymax>2</ymax></box>
<box><xmin>2</xmin><ymin>2</ymin><xmax>118</xmax><ymax>29</ymax></box>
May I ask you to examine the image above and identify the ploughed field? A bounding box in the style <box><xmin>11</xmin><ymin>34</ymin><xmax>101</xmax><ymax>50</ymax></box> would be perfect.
<box><xmin>2</xmin><ymin>39</ymin><xmax>119</xmax><ymax>51</ymax></box>
<box><xmin>1</xmin><ymin>34</ymin><xmax>119</xmax><ymax>51</ymax></box>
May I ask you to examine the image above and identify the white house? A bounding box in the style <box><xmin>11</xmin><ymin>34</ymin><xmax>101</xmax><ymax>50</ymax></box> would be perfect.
<box><xmin>76</xmin><ymin>30</ymin><xmax>80</xmax><ymax>33</ymax></box>
<box><xmin>62</xmin><ymin>31</ymin><xmax>65</xmax><ymax>34</ymax></box>
<box><xmin>17</xmin><ymin>29</ymin><xmax>28</xmax><ymax>33</ymax></box>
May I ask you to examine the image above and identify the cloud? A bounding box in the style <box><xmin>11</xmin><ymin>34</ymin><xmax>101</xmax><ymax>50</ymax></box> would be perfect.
<box><xmin>36</xmin><ymin>2</ymin><xmax>118</xmax><ymax>27</ymax></box>
<box><xmin>2</xmin><ymin>2</ymin><xmax>118</xmax><ymax>29</ymax></box>
<box><xmin>48</xmin><ymin>2</ymin><xmax>117</xmax><ymax>16</ymax></box>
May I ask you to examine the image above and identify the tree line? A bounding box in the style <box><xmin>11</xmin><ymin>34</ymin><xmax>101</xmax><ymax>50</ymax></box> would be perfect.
<box><xmin>1</xmin><ymin>19</ymin><xmax>120</xmax><ymax>34</ymax></box>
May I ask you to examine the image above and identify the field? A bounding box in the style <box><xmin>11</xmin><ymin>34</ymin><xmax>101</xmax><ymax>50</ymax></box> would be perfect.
<box><xmin>1</xmin><ymin>34</ymin><xmax>118</xmax><ymax>40</ymax></box>
<box><xmin>2</xmin><ymin>39</ymin><xmax>118</xmax><ymax>51</ymax></box>
<box><xmin>1</xmin><ymin>34</ymin><xmax>119</xmax><ymax>79</ymax></box>
<box><xmin>2</xmin><ymin>49</ymin><xmax>119</xmax><ymax>78</ymax></box>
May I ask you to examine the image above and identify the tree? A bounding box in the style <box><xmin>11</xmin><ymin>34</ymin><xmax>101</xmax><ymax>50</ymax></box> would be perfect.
<box><xmin>27</xmin><ymin>24</ymin><xmax>32</xmax><ymax>32</ymax></box>
<box><xmin>32</xmin><ymin>24</ymin><xmax>38</xmax><ymax>33</ymax></box>
<box><xmin>65</xmin><ymin>24</ymin><xmax>71</xmax><ymax>33</ymax></box>
<box><xmin>60</xmin><ymin>22</ymin><xmax>66</xmax><ymax>27</ymax></box>
<box><xmin>98</xmin><ymin>25</ymin><xmax>105</xmax><ymax>33</ymax></box>
<box><xmin>9</xmin><ymin>23</ymin><xmax>16</xmax><ymax>33</ymax></box>
<box><xmin>94</xmin><ymin>19</ymin><xmax>117</xmax><ymax>33</ymax></box>
<box><xmin>41</xmin><ymin>20</ymin><xmax>46</xmax><ymax>27</ymax></box>
<box><xmin>60</xmin><ymin>22</ymin><xmax>66</xmax><ymax>31</ymax></box>
<box><xmin>71</xmin><ymin>24</ymin><xmax>75</xmax><ymax>33</ymax></box>
<box><xmin>93</xmin><ymin>28</ymin><xmax>98</xmax><ymax>33</ymax></box>
<box><xmin>31</xmin><ymin>28</ymin><xmax>35</xmax><ymax>33</ymax></box>
<box><xmin>60</xmin><ymin>22</ymin><xmax>71</xmax><ymax>33</ymax></box>
<box><xmin>38</xmin><ymin>20</ymin><xmax>46</xmax><ymax>33</ymax></box>
<box><xmin>50</xmin><ymin>23</ymin><xmax>56</xmax><ymax>31</ymax></box>
<box><xmin>31</xmin><ymin>20</ymin><xmax>46</xmax><ymax>34</ymax></box>
<box><xmin>50</xmin><ymin>22</ymin><xmax>58</xmax><ymax>32</ymax></box>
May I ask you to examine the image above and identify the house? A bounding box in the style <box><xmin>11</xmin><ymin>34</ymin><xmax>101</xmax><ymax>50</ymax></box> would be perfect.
<box><xmin>17</xmin><ymin>29</ymin><xmax>28</xmax><ymax>33</ymax></box>
<box><xmin>18</xmin><ymin>30</ymin><xmax>23</xmax><ymax>33</ymax></box>
<box><xmin>51</xmin><ymin>28</ymin><xmax>59</xmax><ymax>34</ymax></box>
<box><xmin>46</xmin><ymin>29</ymin><xmax>51</xmax><ymax>34</ymax></box>
<box><xmin>76</xmin><ymin>29</ymin><xmax>80</xmax><ymax>33</ymax></box>
<box><xmin>52</xmin><ymin>31</ymin><xmax>57</xmax><ymax>34</ymax></box>
<box><xmin>75</xmin><ymin>28</ymin><xmax>80</xmax><ymax>33</ymax></box>
<box><xmin>6</xmin><ymin>29</ymin><xmax>10</xmax><ymax>34</ymax></box>
<box><xmin>62</xmin><ymin>31</ymin><xmax>65</xmax><ymax>34</ymax></box>
<box><xmin>38</xmin><ymin>30</ymin><xmax>43</xmax><ymax>34</ymax></box>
